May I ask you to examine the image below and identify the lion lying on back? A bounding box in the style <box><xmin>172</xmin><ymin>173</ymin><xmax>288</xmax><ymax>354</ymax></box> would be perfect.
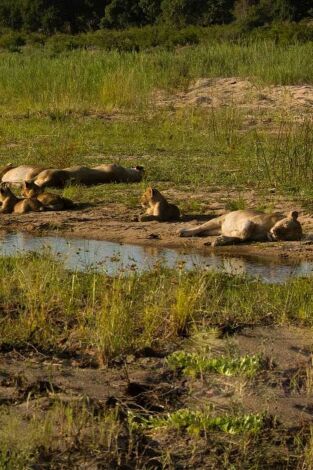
<box><xmin>179</xmin><ymin>210</ymin><xmax>302</xmax><ymax>245</ymax></box>
<box><xmin>0</xmin><ymin>163</ymin><xmax>145</xmax><ymax>188</ymax></box>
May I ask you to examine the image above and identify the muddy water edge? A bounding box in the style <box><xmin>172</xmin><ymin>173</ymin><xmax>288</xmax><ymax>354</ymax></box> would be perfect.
<box><xmin>0</xmin><ymin>231</ymin><xmax>313</xmax><ymax>282</ymax></box>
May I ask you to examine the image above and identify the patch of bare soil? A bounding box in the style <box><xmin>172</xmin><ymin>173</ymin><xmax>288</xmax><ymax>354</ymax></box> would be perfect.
<box><xmin>155</xmin><ymin>77</ymin><xmax>313</xmax><ymax>122</ymax></box>
<box><xmin>0</xmin><ymin>326</ymin><xmax>312</xmax><ymax>467</ymax></box>
<box><xmin>1</xmin><ymin>187</ymin><xmax>313</xmax><ymax>261</ymax></box>
<box><xmin>164</xmin><ymin>326</ymin><xmax>313</xmax><ymax>427</ymax></box>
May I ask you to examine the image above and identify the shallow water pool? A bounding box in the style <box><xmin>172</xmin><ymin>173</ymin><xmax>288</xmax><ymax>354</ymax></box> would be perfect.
<box><xmin>0</xmin><ymin>232</ymin><xmax>312</xmax><ymax>283</ymax></box>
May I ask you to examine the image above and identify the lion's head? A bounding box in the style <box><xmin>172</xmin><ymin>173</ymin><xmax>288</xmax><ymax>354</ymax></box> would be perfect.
<box><xmin>140</xmin><ymin>187</ymin><xmax>162</xmax><ymax>208</ymax></box>
<box><xmin>22</xmin><ymin>181</ymin><xmax>44</xmax><ymax>198</ymax></box>
<box><xmin>269</xmin><ymin>211</ymin><xmax>302</xmax><ymax>241</ymax></box>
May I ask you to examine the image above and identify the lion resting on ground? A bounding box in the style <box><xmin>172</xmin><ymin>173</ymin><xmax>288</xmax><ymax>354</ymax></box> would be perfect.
<box><xmin>140</xmin><ymin>187</ymin><xmax>180</xmax><ymax>221</ymax></box>
<box><xmin>0</xmin><ymin>164</ymin><xmax>44</xmax><ymax>185</ymax></box>
<box><xmin>0</xmin><ymin>183</ymin><xmax>43</xmax><ymax>214</ymax></box>
<box><xmin>22</xmin><ymin>181</ymin><xmax>74</xmax><ymax>211</ymax></box>
<box><xmin>179</xmin><ymin>210</ymin><xmax>302</xmax><ymax>245</ymax></box>
<box><xmin>0</xmin><ymin>163</ymin><xmax>145</xmax><ymax>188</ymax></box>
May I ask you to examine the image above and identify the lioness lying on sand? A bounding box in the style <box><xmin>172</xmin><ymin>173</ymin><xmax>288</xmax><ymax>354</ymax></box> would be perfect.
<box><xmin>22</xmin><ymin>181</ymin><xmax>74</xmax><ymax>211</ymax></box>
<box><xmin>0</xmin><ymin>183</ymin><xmax>43</xmax><ymax>214</ymax></box>
<box><xmin>140</xmin><ymin>187</ymin><xmax>180</xmax><ymax>221</ymax></box>
<box><xmin>0</xmin><ymin>163</ymin><xmax>145</xmax><ymax>188</ymax></box>
<box><xmin>179</xmin><ymin>210</ymin><xmax>302</xmax><ymax>245</ymax></box>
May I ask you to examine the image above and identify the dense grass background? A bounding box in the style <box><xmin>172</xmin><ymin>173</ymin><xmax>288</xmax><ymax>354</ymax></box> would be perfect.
<box><xmin>0</xmin><ymin>41</ymin><xmax>312</xmax><ymax>200</ymax></box>
<box><xmin>0</xmin><ymin>41</ymin><xmax>313</xmax><ymax>115</ymax></box>
<box><xmin>0</xmin><ymin>42</ymin><xmax>312</xmax><ymax>200</ymax></box>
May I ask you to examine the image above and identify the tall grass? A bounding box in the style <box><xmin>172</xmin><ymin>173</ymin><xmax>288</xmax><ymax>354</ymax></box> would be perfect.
<box><xmin>1</xmin><ymin>106</ymin><xmax>312</xmax><ymax>194</ymax></box>
<box><xmin>1</xmin><ymin>254</ymin><xmax>313</xmax><ymax>361</ymax></box>
<box><xmin>0</xmin><ymin>402</ymin><xmax>124</xmax><ymax>469</ymax></box>
<box><xmin>0</xmin><ymin>41</ymin><xmax>312</xmax><ymax>196</ymax></box>
<box><xmin>0</xmin><ymin>41</ymin><xmax>312</xmax><ymax>114</ymax></box>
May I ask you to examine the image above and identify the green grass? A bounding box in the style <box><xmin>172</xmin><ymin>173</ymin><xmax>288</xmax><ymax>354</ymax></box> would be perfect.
<box><xmin>0</xmin><ymin>41</ymin><xmax>313</xmax><ymax>115</ymax></box>
<box><xmin>0</xmin><ymin>254</ymin><xmax>313</xmax><ymax>361</ymax></box>
<box><xmin>1</xmin><ymin>108</ymin><xmax>313</xmax><ymax>206</ymax></box>
<box><xmin>0</xmin><ymin>401</ymin><xmax>125</xmax><ymax>470</ymax></box>
<box><xmin>0</xmin><ymin>43</ymin><xmax>312</xmax><ymax>203</ymax></box>
<box><xmin>1</xmin><ymin>400</ymin><xmax>312</xmax><ymax>469</ymax></box>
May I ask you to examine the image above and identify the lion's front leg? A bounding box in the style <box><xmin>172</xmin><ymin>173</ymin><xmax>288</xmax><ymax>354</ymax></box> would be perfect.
<box><xmin>212</xmin><ymin>235</ymin><xmax>242</xmax><ymax>246</ymax></box>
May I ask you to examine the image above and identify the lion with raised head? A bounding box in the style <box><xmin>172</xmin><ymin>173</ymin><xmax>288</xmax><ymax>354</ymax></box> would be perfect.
<box><xmin>0</xmin><ymin>184</ymin><xmax>43</xmax><ymax>214</ymax></box>
<box><xmin>179</xmin><ymin>209</ymin><xmax>302</xmax><ymax>245</ymax></box>
<box><xmin>22</xmin><ymin>181</ymin><xmax>74</xmax><ymax>211</ymax></box>
<box><xmin>140</xmin><ymin>187</ymin><xmax>180</xmax><ymax>222</ymax></box>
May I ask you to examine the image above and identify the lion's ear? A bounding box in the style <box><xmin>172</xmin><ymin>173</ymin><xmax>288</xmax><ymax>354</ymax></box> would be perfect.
<box><xmin>289</xmin><ymin>210</ymin><xmax>299</xmax><ymax>220</ymax></box>
<box><xmin>146</xmin><ymin>187</ymin><xmax>153</xmax><ymax>196</ymax></box>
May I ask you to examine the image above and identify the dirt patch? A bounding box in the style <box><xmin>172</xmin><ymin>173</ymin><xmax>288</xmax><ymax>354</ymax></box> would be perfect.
<box><xmin>1</xmin><ymin>327</ymin><xmax>312</xmax><ymax>425</ymax></box>
<box><xmin>0</xmin><ymin>326</ymin><xmax>312</xmax><ymax>467</ymax></box>
<box><xmin>156</xmin><ymin>78</ymin><xmax>313</xmax><ymax>118</ymax></box>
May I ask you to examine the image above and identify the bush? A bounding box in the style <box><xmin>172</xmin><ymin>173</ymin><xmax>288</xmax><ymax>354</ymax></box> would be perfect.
<box><xmin>161</xmin><ymin>0</ymin><xmax>234</xmax><ymax>27</ymax></box>
<box><xmin>234</xmin><ymin>0</ymin><xmax>313</xmax><ymax>31</ymax></box>
<box><xmin>81</xmin><ymin>25</ymin><xmax>201</xmax><ymax>51</ymax></box>
<box><xmin>249</xmin><ymin>22</ymin><xmax>313</xmax><ymax>44</ymax></box>
<box><xmin>45</xmin><ymin>34</ymin><xmax>82</xmax><ymax>54</ymax></box>
<box><xmin>0</xmin><ymin>31</ymin><xmax>25</xmax><ymax>51</ymax></box>
<box><xmin>101</xmin><ymin>0</ymin><xmax>146</xmax><ymax>28</ymax></box>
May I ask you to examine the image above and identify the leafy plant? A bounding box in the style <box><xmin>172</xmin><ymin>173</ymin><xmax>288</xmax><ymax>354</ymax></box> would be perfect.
<box><xmin>135</xmin><ymin>408</ymin><xmax>264</xmax><ymax>435</ymax></box>
<box><xmin>167</xmin><ymin>351</ymin><xmax>263</xmax><ymax>377</ymax></box>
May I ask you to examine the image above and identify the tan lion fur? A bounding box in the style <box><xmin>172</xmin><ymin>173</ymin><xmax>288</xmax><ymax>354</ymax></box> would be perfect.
<box><xmin>0</xmin><ymin>163</ymin><xmax>144</xmax><ymax>188</ymax></box>
<box><xmin>140</xmin><ymin>187</ymin><xmax>180</xmax><ymax>222</ymax></box>
<box><xmin>0</xmin><ymin>184</ymin><xmax>43</xmax><ymax>214</ymax></box>
<box><xmin>22</xmin><ymin>181</ymin><xmax>74</xmax><ymax>211</ymax></box>
<box><xmin>179</xmin><ymin>209</ymin><xmax>302</xmax><ymax>245</ymax></box>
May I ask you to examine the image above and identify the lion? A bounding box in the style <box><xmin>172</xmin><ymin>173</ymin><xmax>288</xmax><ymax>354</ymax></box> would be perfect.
<box><xmin>0</xmin><ymin>163</ymin><xmax>145</xmax><ymax>188</ymax></box>
<box><xmin>22</xmin><ymin>181</ymin><xmax>74</xmax><ymax>211</ymax></box>
<box><xmin>140</xmin><ymin>187</ymin><xmax>180</xmax><ymax>222</ymax></box>
<box><xmin>179</xmin><ymin>210</ymin><xmax>302</xmax><ymax>245</ymax></box>
<box><xmin>0</xmin><ymin>163</ymin><xmax>44</xmax><ymax>186</ymax></box>
<box><xmin>0</xmin><ymin>184</ymin><xmax>43</xmax><ymax>214</ymax></box>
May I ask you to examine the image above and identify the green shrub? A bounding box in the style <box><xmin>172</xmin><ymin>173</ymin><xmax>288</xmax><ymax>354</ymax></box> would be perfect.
<box><xmin>0</xmin><ymin>31</ymin><xmax>25</xmax><ymax>51</ymax></box>
<box><xmin>45</xmin><ymin>33</ymin><xmax>82</xmax><ymax>54</ymax></box>
<box><xmin>250</xmin><ymin>22</ymin><xmax>313</xmax><ymax>44</ymax></box>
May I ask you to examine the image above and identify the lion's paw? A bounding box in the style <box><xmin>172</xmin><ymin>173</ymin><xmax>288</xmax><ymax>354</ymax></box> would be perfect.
<box><xmin>178</xmin><ymin>228</ymin><xmax>190</xmax><ymax>237</ymax></box>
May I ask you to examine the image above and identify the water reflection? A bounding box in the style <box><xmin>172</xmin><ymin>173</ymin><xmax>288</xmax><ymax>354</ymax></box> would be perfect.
<box><xmin>0</xmin><ymin>232</ymin><xmax>312</xmax><ymax>284</ymax></box>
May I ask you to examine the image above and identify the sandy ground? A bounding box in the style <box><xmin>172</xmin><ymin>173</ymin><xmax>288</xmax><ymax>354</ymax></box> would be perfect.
<box><xmin>156</xmin><ymin>77</ymin><xmax>313</xmax><ymax>119</ymax></box>
<box><xmin>1</xmin><ymin>195</ymin><xmax>313</xmax><ymax>262</ymax></box>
